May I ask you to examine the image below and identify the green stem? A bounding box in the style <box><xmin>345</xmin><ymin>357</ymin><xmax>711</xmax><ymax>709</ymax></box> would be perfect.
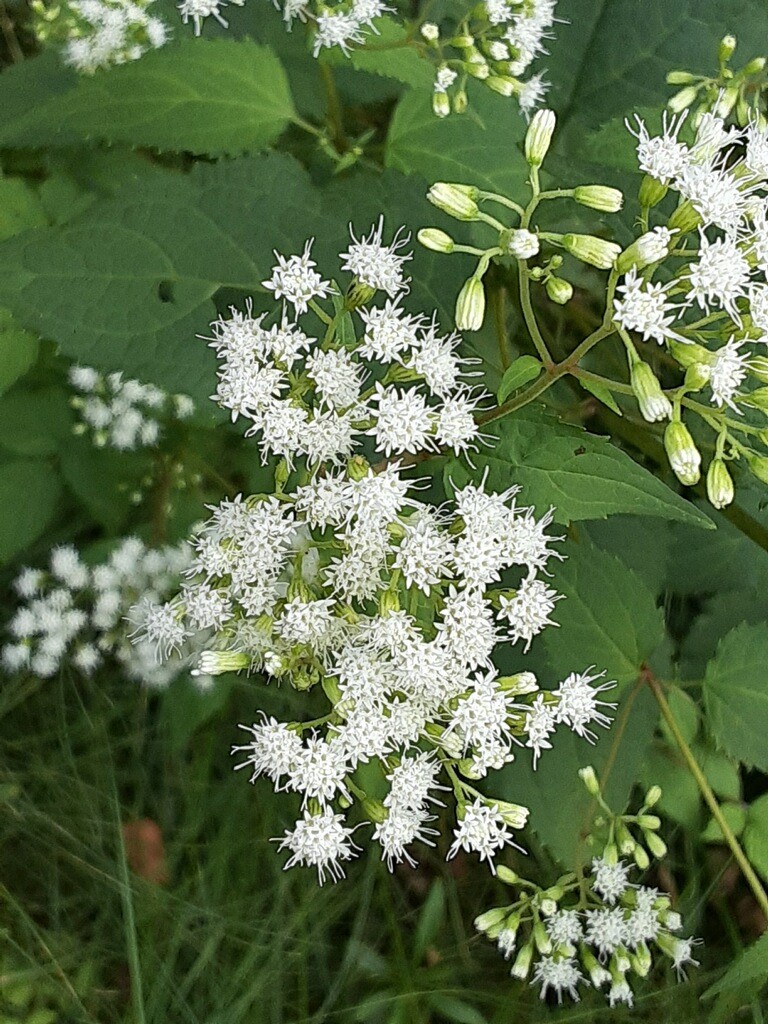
<box><xmin>647</xmin><ymin>675</ymin><xmax>768</xmax><ymax>920</ymax></box>
<box><xmin>490</xmin><ymin>279</ymin><xmax>510</xmax><ymax>370</ymax></box>
<box><xmin>571</xmin><ymin>366</ymin><xmax>634</xmax><ymax>396</ymax></box>
<box><xmin>319</xmin><ymin>62</ymin><xmax>347</xmax><ymax>152</ymax></box>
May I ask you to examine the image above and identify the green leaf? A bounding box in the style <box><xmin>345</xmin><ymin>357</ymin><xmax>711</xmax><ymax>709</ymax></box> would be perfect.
<box><xmin>0</xmin><ymin>387</ymin><xmax>73</xmax><ymax>456</ymax></box>
<box><xmin>0</xmin><ymin>309</ymin><xmax>39</xmax><ymax>395</ymax></box>
<box><xmin>744</xmin><ymin>795</ymin><xmax>768</xmax><ymax>884</ymax></box>
<box><xmin>428</xmin><ymin>996</ymin><xmax>487</xmax><ymax>1024</ymax></box>
<box><xmin>703</xmin><ymin>931</ymin><xmax>768</xmax><ymax>1001</ymax></box>
<box><xmin>0</xmin><ymin>176</ymin><xmax>48</xmax><ymax>241</ymax></box>
<box><xmin>0</xmin><ymin>41</ymin><xmax>296</xmax><ymax>156</ymax></box>
<box><xmin>640</xmin><ymin>743</ymin><xmax>700</xmax><ymax>829</ymax></box>
<box><xmin>576</xmin><ymin>374</ymin><xmax>622</xmax><ymax>415</ymax></box>
<box><xmin>696</xmin><ymin>746</ymin><xmax>741</xmax><ymax>802</ymax></box>
<box><xmin>545</xmin><ymin>539</ymin><xmax>665</xmax><ymax>691</ymax></box>
<box><xmin>325</xmin><ymin>18</ymin><xmax>433</xmax><ymax>89</ymax></box>
<box><xmin>445</xmin><ymin>409</ymin><xmax>713</xmax><ymax>527</ymax></box>
<box><xmin>59</xmin><ymin>438</ymin><xmax>151</xmax><ymax>533</ymax></box>
<box><xmin>583</xmin><ymin>515</ymin><xmax>673</xmax><ymax>594</ymax></box>
<box><xmin>701</xmin><ymin>802</ymin><xmax>746</xmax><ymax>843</ymax></box>
<box><xmin>412</xmin><ymin>879</ymin><xmax>446</xmax><ymax>963</ymax></box>
<box><xmin>497</xmin><ymin>356</ymin><xmax>542</xmax><ymax>404</ymax></box>
<box><xmin>0</xmin><ymin>460</ymin><xmax>63</xmax><ymax>563</ymax></box>
<box><xmin>386</xmin><ymin>84</ymin><xmax>529</xmax><ymax>194</ymax></box>
<box><xmin>703</xmin><ymin>623</ymin><xmax>768</xmax><ymax>771</ymax></box>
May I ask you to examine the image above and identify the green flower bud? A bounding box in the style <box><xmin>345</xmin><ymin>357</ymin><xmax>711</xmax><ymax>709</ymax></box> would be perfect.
<box><xmin>545</xmin><ymin>276</ymin><xmax>573</xmax><ymax>304</ymax></box>
<box><xmin>498</xmin><ymin>671</ymin><xmax>538</xmax><ymax>694</ymax></box>
<box><xmin>539</xmin><ymin>898</ymin><xmax>558</xmax><ymax>917</ymax></box>
<box><xmin>562</xmin><ymin>233</ymin><xmax>621</xmax><ymax>269</ymax></box>
<box><xmin>450</xmin><ymin>33</ymin><xmax>474</xmax><ymax>47</ymax></box>
<box><xmin>361</xmin><ymin>797</ymin><xmax>387</xmax><ymax>823</ymax></box>
<box><xmin>510</xmin><ymin>942</ymin><xmax>534</xmax><ymax>979</ymax></box>
<box><xmin>432</xmin><ymin>90</ymin><xmax>450</xmax><ymax>118</ymax></box>
<box><xmin>666</xmin><ymin>70</ymin><xmax>699</xmax><ymax>85</ymax></box>
<box><xmin>465</xmin><ymin>56</ymin><xmax>489</xmax><ymax>79</ymax></box>
<box><xmin>524</xmin><ymin>108</ymin><xmax>556</xmax><ymax>167</ymax></box>
<box><xmin>669</xmin><ymin>339</ymin><xmax>713</xmax><ymax>368</ymax></box>
<box><xmin>532</xmin><ymin>918</ymin><xmax>552</xmax><ymax>954</ymax></box>
<box><xmin>321</xmin><ymin>674</ymin><xmax>341</xmax><ymax>702</ymax></box>
<box><xmin>706</xmin><ymin>459</ymin><xmax>735</xmax><ymax>509</ymax></box>
<box><xmin>631</xmin><ymin>361</ymin><xmax>672</xmax><ymax>423</ymax></box>
<box><xmin>748</xmin><ymin>453</ymin><xmax>768</xmax><ymax>484</ymax></box>
<box><xmin>581</xmin><ymin>944</ymin><xmax>612</xmax><ymax>988</ymax></box>
<box><xmin>496</xmin><ymin>800</ymin><xmax>530</xmax><ymax>829</ymax></box>
<box><xmin>602</xmin><ymin>842</ymin><xmax>619</xmax><ymax>866</ymax></box>
<box><xmin>644</xmin><ymin>830</ymin><xmax>668</xmax><ymax>859</ymax></box>
<box><xmin>644</xmin><ymin>785</ymin><xmax>662</xmax><ymax>807</ymax></box>
<box><xmin>714</xmin><ymin>86</ymin><xmax>739</xmax><ymax>119</ymax></box>
<box><xmin>633</xmin><ymin>843</ymin><xmax>650</xmax><ymax>870</ymax></box>
<box><xmin>631</xmin><ymin>942</ymin><xmax>652</xmax><ymax>977</ymax></box>
<box><xmin>578</xmin><ymin>765</ymin><xmax>600</xmax><ymax>797</ymax></box>
<box><xmin>668</xmin><ymin>85</ymin><xmax>699</xmax><ymax>114</ymax></box>
<box><xmin>193</xmin><ymin>650</ymin><xmax>250</xmax><ymax>677</ymax></box>
<box><xmin>664</xmin><ymin>420</ymin><xmax>702</xmax><ymax>486</ymax></box>
<box><xmin>427</xmin><ymin>182</ymin><xmax>480</xmax><ymax>221</ymax></box>
<box><xmin>744</xmin><ymin>56</ymin><xmax>767</xmax><ymax>76</ymax></box>
<box><xmin>573</xmin><ymin>185</ymin><xmax>624</xmax><ymax>213</ymax></box>
<box><xmin>616</xmin><ymin>822</ymin><xmax>636</xmax><ymax>856</ymax></box>
<box><xmin>496</xmin><ymin>865</ymin><xmax>519</xmax><ymax>885</ymax></box>
<box><xmin>474</xmin><ymin>907</ymin><xmax>509</xmax><ymax>933</ymax></box>
<box><xmin>346</xmin><ymin>455</ymin><xmax>371</xmax><ymax>481</ymax></box>
<box><xmin>639</xmin><ymin>174</ymin><xmax>668</xmax><ymax>208</ymax></box>
<box><xmin>487</xmin><ymin>75</ymin><xmax>516</xmax><ymax>97</ymax></box>
<box><xmin>668</xmin><ymin>199</ymin><xmax>702</xmax><ymax>234</ymax></box>
<box><xmin>345</xmin><ymin>279</ymin><xmax>377</xmax><ymax>308</ymax></box>
<box><xmin>418</xmin><ymin>227</ymin><xmax>455</xmax><ymax>253</ymax></box>
<box><xmin>636</xmin><ymin>814</ymin><xmax>661</xmax><ymax>830</ymax></box>
<box><xmin>616</xmin><ymin>229</ymin><xmax>674</xmax><ymax>273</ymax></box>
<box><xmin>455</xmin><ymin>275</ymin><xmax>486</xmax><ymax>331</ymax></box>
<box><xmin>452</xmin><ymin>88</ymin><xmax>468</xmax><ymax>114</ymax></box>
<box><xmin>718</xmin><ymin>34</ymin><xmax>737</xmax><ymax>63</ymax></box>
<box><xmin>684</xmin><ymin>362</ymin><xmax>712</xmax><ymax>391</ymax></box>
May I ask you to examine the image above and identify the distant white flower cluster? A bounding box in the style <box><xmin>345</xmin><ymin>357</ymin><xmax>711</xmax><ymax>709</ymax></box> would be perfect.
<box><xmin>69</xmin><ymin>366</ymin><xmax>194</xmax><ymax>451</ymax></box>
<box><xmin>32</xmin><ymin>0</ymin><xmax>169</xmax><ymax>72</ymax></box>
<box><xmin>132</xmin><ymin>222</ymin><xmax>615</xmax><ymax>885</ymax></box>
<box><xmin>423</xmin><ymin>0</ymin><xmax>557</xmax><ymax>119</ymax></box>
<box><xmin>2</xmin><ymin>538</ymin><xmax>193</xmax><ymax>687</ymax></box>
<box><xmin>478</xmin><ymin>849</ymin><xmax>700</xmax><ymax>1007</ymax></box>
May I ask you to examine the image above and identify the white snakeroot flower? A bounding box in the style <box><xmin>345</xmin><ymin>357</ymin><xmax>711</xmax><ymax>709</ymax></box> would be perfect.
<box><xmin>232</xmin><ymin>716</ymin><xmax>303</xmax><ymax>788</ymax></box>
<box><xmin>276</xmin><ymin>807</ymin><xmax>360</xmax><ymax>884</ymax></box>
<box><xmin>312</xmin><ymin>9</ymin><xmax>364</xmax><ymax>55</ymax></box>
<box><xmin>613</xmin><ymin>269</ymin><xmax>686</xmax><ymax>346</ymax></box>
<box><xmin>367</xmin><ymin>383</ymin><xmax>436</xmax><ymax>456</ymax></box>
<box><xmin>507</xmin><ymin>228</ymin><xmax>540</xmax><ymax>259</ymax></box>
<box><xmin>591</xmin><ymin>857</ymin><xmax>632</xmax><ymax>905</ymax></box>
<box><xmin>434</xmin><ymin>66</ymin><xmax>457</xmax><ymax>92</ymax></box>
<box><xmin>262</xmin><ymin>241</ymin><xmax>333</xmax><ymax>316</ymax></box>
<box><xmin>485</xmin><ymin>0</ymin><xmax>511</xmax><ymax>24</ymax></box>
<box><xmin>50</xmin><ymin>545</ymin><xmax>89</xmax><ymax>589</ymax></box>
<box><xmin>546</xmin><ymin>909</ymin><xmax>583</xmax><ymax>950</ymax></box>
<box><xmin>289</xmin><ymin>735</ymin><xmax>352</xmax><ymax>806</ymax></box>
<box><xmin>553</xmin><ymin>668</ymin><xmax>616</xmax><ymax>743</ymax></box>
<box><xmin>524</xmin><ymin>692</ymin><xmax>557</xmax><ymax>766</ymax></box>
<box><xmin>130</xmin><ymin>598</ymin><xmax>189</xmax><ymax>660</ymax></box>
<box><xmin>178</xmin><ymin>0</ymin><xmax>243</xmax><ymax>34</ymax></box>
<box><xmin>710</xmin><ymin>338</ymin><xmax>749</xmax><ymax>412</ymax></box>
<box><xmin>341</xmin><ymin>218</ymin><xmax>412</xmax><ymax>297</ymax></box>
<box><xmin>448</xmin><ymin>799</ymin><xmax>521</xmax><ymax>871</ymax></box>
<box><xmin>357</xmin><ymin>299</ymin><xmax>421</xmax><ymax>362</ymax></box>
<box><xmin>585</xmin><ymin>907</ymin><xmax>629</xmax><ymax>957</ymax></box>
<box><xmin>306</xmin><ymin>348</ymin><xmax>364</xmax><ymax>409</ymax></box>
<box><xmin>685</xmin><ymin>233</ymin><xmax>751</xmax><ymax>322</ymax></box>
<box><xmin>436</xmin><ymin>390</ymin><xmax>483</xmax><ymax>455</ymax></box>
<box><xmin>518</xmin><ymin>72</ymin><xmax>550</xmax><ymax>119</ymax></box>
<box><xmin>498</xmin><ymin>576</ymin><xmax>562</xmax><ymax>650</ymax></box>
<box><xmin>608</xmin><ymin>979</ymin><xmax>634</xmax><ymax>1008</ymax></box>
<box><xmin>628</xmin><ymin>111</ymin><xmax>690</xmax><ymax>183</ymax></box>
<box><xmin>749</xmin><ymin>283</ymin><xmax>768</xmax><ymax>336</ymax></box>
<box><xmin>351</xmin><ymin>0</ymin><xmax>392</xmax><ymax>26</ymax></box>
<box><xmin>393</xmin><ymin>511</ymin><xmax>454</xmax><ymax>593</ymax></box>
<box><xmin>746</xmin><ymin>119</ymin><xmax>768</xmax><ymax>178</ymax></box>
<box><xmin>532</xmin><ymin>956</ymin><xmax>584</xmax><ymax>1003</ymax></box>
<box><xmin>675</xmin><ymin>158</ymin><xmax>754</xmax><ymax>235</ymax></box>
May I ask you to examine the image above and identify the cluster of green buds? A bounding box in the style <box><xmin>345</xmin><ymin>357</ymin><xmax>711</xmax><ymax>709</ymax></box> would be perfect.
<box><xmin>474</xmin><ymin>767</ymin><xmax>699</xmax><ymax>1007</ymax></box>
<box><xmin>418</xmin><ymin>2</ymin><xmax>557</xmax><ymax>120</ymax></box>
<box><xmin>666</xmin><ymin>34</ymin><xmax>767</xmax><ymax>126</ymax></box>
<box><xmin>419</xmin><ymin>110</ymin><xmax>624</xmax><ymax>331</ymax></box>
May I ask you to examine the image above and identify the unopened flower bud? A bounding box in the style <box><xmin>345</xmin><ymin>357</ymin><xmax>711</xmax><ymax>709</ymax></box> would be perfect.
<box><xmin>474</xmin><ymin>907</ymin><xmax>508</xmax><ymax>932</ymax></box>
<box><xmin>668</xmin><ymin>85</ymin><xmax>699</xmax><ymax>113</ymax></box>
<box><xmin>714</xmin><ymin>86</ymin><xmax>739</xmax><ymax>119</ymax></box>
<box><xmin>631</xmin><ymin>361</ymin><xmax>672</xmax><ymax>423</ymax></box>
<box><xmin>748</xmin><ymin>453</ymin><xmax>768</xmax><ymax>484</ymax></box>
<box><xmin>346</xmin><ymin>454</ymin><xmax>371</xmax><ymax>481</ymax></box>
<box><xmin>487</xmin><ymin>75</ymin><xmax>516</xmax><ymax>97</ymax></box>
<box><xmin>684</xmin><ymin>362</ymin><xmax>712</xmax><ymax>391</ymax></box>
<box><xmin>418</xmin><ymin>227</ymin><xmax>455</xmax><ymax>253</ymax></box>
<box><xmin>706</xmin><ymin>459</ymin><xmax>735</xmax><ymax>509</ymax></box>
<box><xmin>644</xmin><ymin>785</ymin><xmax>662</xmax><ymax>808</ymax></box>
<box><xmin>665</xmin><ymin>420</ymin><xmax>701</xmax><ymax>486</ymax></box>
<box><xmin>616</xmin><ymin>822</ymin><xmax>636</xmax><ymax>856</ymax></box>
<box><xmin>545</xmin><ymin>276</ymin><xmax>572</xmax><ymax>304</ymax></box>
<box><xmin>496</xmin><ymin>865</ymin><xmax>519</xmax><ymax>885</ymax></box>
<box><xmin>532</xmin><ymin>919</ymin><xmax>552</xmax><ymax>954</ymax></box>
<box><xmin>361</xmin><ymin>797</ymin><xmax>387</xmax><ymax>823</ymax></box>
<box><xmin>602</xmin><ymin>842</ymin><xmax>618</xmax><ymax>865</ymax></box>
<box><xmin>668</xmin><ymin>339</ymin><xmax>712</xmax><ymax>368</ymax></box>
<box><xmin>631</xmin><ymin>942</ymin><xmax>653</xmax><ymax>977</ymax></box>
<box><xmin>633</xmin><ymin>843</ymin><xmax>650</xmax><ymax>870</ymax></box>
<box><xmin>506</xmin><ymin>228</ymin><xmax>540</xmax><ymax>259</ymax></box>
<box><xmin>644</xmin><ymin>830</ymin><xmax>668</xmax><ymax>858</ymax></box>
<box><xmin>617</xmin><ymin>228</ymin><xmax>675</xmax><ymax>272</ymax></box>
<box><xmin>744</xmin><ymin>56</ymin><xmax>767</xmax><ymax>76</ymax></box>
<box><xmin>496</xmin><ymin>800</ymin><xmax>529</xmax><ymax>829</ymax></box>
<box><xmin>637</xmin><ymin>814</ymin><xmax>661</xmax><ymax>830</ymax></box>
<box><xmin>193</xmin><ymin>650</ymin><xmax>250</xmax><ymax>676</ymax></box>
<box><xmin>510</xmin><ymin>942</ymin><xmax>534</xmax><ymax>979</ymax></box>
<box><xmin>718</xmin><ymin>34</ymin><xmax>737</xmax><ymax>63</ymax></box>
<box><xmin>420</xmin><ymin>21</ymin><xmax>439</xmax><ymax>41</ymax></box>
<box><xmin>455</xmin><ymin>275</ymin><xmax>486</xmax><ymax>331</ymax></box>
<box><xmin>427</xmin><ymin>182</ymin><xmax>479</xmax><ymax>220</ymax></box>
<box><xmin>525</xmin><ymin>109</ymin><xmax>556</xmax><ymax>167</ymax></box>
<box><xmin>452</xmin><ymin>89</ymin><xmax>468</xmax><ymax>114</ymax></box>
<box><xmin>666</xmin><ymin>70</ymin><xmax>698</xmax><ymax>85</ymax></box>
<box><xmin>432</xmin><ymin>90</ymin><xmax>450</xmax><ymax>118</ymax></box>
<box><xmin>581</xmin><ymin>946</ymin><xmax>611</xmax><ymax>988</ymax></box>
<box><xmin>498</xmin><ymin>671</ymin><xmax>538</xmax><ymax>694</ymax></box>
<box><xmin>668</xmin><ymin>199</ymin><xmax>701</xmax><ymax>234</ymax></box>
<box><xmin>562</xmin><ymin>233</ymin><xmax>621</xmax><ymax>269</ymax></box>
<box><xmin>639</xmin><ymin>174</ymin><xmax>668</xmax><ymax>208</ymax></box>
<box><xmin>539</xmin><ymin>898</ymin><xmax>558</xmax><ymax>917</ymax></box>
<box><xmin>450</xmin><ymin>33</ymin><xmax>473</xmax><ymax>47</ymax></box>
<box><xmin>573</xmin><ymin>185</ymin><xmax>624</xmax><ymax>213</ymax></box>
<box><xmin>465</xmin><ymin>55</ymin><xmax>489</xmax><ymax>79</ymax></box>
<box><xmin>578</xmin><ymin>765</ymin><xmax>600</xmax><ymax>796</ymax></box>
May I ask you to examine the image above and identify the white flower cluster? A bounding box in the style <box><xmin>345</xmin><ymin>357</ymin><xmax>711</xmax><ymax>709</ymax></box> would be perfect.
<box><xmin>32</xmin><ymin>0</ymin><xmax>169</xmax><ymax>72</ymax></box>
<box><xmin>69</xmin><ymin>365</ymin><xmax>194</xmax><ymax>450</ymax></box>
<box><xmin>477</xmin><ymin>773</ymin><xmax>700</xmax><ymax>1007</ymax></box>
<box><xmin>424</xmin><ymin>0</ymin><xmax>557</xmax><ymax>119</ymax></box>
<box><xmin>132</xmin><ymin>220</ymin><xmax>615</xmax><ymax>886</ymax></box>
<box><xmin>2</xmin><ymin>538</ymin><xmax>193</xmax><ymax>687</ymax></box>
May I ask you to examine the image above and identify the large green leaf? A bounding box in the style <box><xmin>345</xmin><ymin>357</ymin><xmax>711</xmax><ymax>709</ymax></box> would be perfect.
<box><xmin>445</xmin><ymin>410</ymin><xmax>712</xmax><ymax>528</ymax></box>
<box><xmin>324</xmin><ymin>18</ymin><xmax>432</xmax><ymax>89</ymax></box>
<box><xmin>386</xmin><ymin>84</ymin><xmax>529</xmax><ymax>194</ymax></box>
<box><xmin>0</xmin><ymin>460</ymin><xmax>63</xmax><ymax>563</ymax></box>
<box><xmin>545</xmin><ymin>539</ymin><xmax>665</xmax><ymax>691</ymax></box>
<box><xmin>703</xmin><ymin>623</ymin><xmax>768</xmax><ymax>771</ymax></box>
<box><xmin>0</xmin><ymin>40</ymin><xmax>296</xmax><ymax>156</ymax></box>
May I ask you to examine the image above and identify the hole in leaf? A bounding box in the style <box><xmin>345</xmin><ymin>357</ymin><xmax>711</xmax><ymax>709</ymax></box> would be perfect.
<box><xmin>157</xmin><ymin>280</ymin><xmax>175</xmax><ymax>303</ymax></box>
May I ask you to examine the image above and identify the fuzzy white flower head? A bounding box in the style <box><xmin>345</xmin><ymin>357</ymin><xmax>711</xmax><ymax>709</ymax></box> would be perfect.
<box><xmin>262</xmin><ymin>240</ymin><xmax>333</xmax><ymax>316</ymax></box>
<box><xmin>532</xmin><ymin>956</ymin><xmax>584</xmax><ymax>1004</ymax></box>
<box><xmin>178</xmin><ymin>0</ymin><xmax>243</xmax><ymax>35</ymax></box>
<box><xmin>613</xmin><ymin>269</ymin><xmax>686</xmax><ymax>346</ymax></box>
<box><xmin>312</xmin><ymin>9</ymin><xmax>364</xmax><ymax>55</ymax></box>
<box><xmin>448</xmin><ymin>799</ymin><xmax>522</xmax><ymax>871</ymax></box>
<box><xmin>340</xmin><ymin>218</ymin><xmax>412</xmax><ymax>297</ymax></box>
<box><xmin>628</xmin><ymin>110</ymin><xmax>690</xmax><ymax>183</ymax></box>
<box><xmin>685</xmin><ymin>232</ymin><xmax>751</xmax><ymax>322</ymax></box>
<box><xmin>518</xmin><ymin>72</ymin><xmax>550</xmax><ymax>120</ymax></box>
<box><xmin>367</xmin><ymin>383</ymin><xmax>436</xmax><ymax>456</ymax></box>
<box><xmin>710</xmin><ymin>337</ymin><xmax>749</xmax><ymax>412</ymax></box>
<box><xmin>275</xmin><ymin>807</ymin><xmax>360</xmax><ymax>884</ymax></box>
<box><xmin>498</xmin><ymin>575</ymin><xmax>562</xmax><ymax>650</ymax></box>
